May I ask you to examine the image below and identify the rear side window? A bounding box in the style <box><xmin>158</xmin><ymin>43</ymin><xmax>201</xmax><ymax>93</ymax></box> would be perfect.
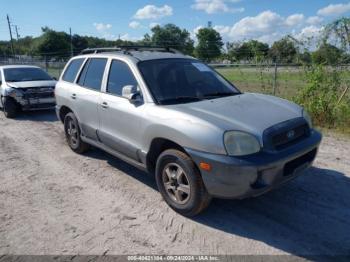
<box><xmin>78</xmin><ymin>58</ymin><xmax>107</xmax><ymax>91</ymax></box>
<box><xmin>107</xmin><ymin>60</ymin><xmax>138</xmax><ymax>96</ymax></box>
<box><xmin>62</xmin><ymin>58</ymin><xmax>84</xmax><ymax>83</ymax></box>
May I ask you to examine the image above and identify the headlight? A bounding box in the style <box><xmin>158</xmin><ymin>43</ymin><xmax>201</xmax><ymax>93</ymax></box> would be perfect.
<box><xmin>7</xmin><ymin>88</ymin><xmax>19</xmax><ymax>98</ymax></box>
<box><xmin>224</xmin><ymin>131</ymin><xmax>261</xmax><ymax>156</ymax></box>
<box><xmin>303</xmin><ymin>109</ymin><xmax>313</xmax><ymax>128</ymax></box>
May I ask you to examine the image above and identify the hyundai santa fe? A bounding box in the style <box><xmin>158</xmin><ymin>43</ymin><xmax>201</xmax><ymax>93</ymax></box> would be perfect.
<box><xmin>55</xmin><ymin>47</ymin><xmax>322</xmax><ymax>216</ymax></box>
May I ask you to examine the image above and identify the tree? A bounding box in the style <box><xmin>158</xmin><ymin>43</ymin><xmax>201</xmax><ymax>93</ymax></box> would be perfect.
<box><xmin>72</xmin><ymin>34</ymin><xmax>88</xmax><ymax>54</ymax></box>
<box><xmin>227</xmin><ymin>40</ymin><xmax>269</xmax><ymax>63</ymax></box>
<box><xmin>36</xmin><ymin>27</ymin><xmax>70</xmax><ymax>59</ymax></box>
<box><xmin>269</xmin><ymin>37</ymin><xmax>297</xmax><ymax>63</ymax></box>
<box><xmin>195</xmin><ymin>28</ymin><xmax>223</xmax><ymax>62</ymax></box>
<box><xmin>323</xmin><ymin>17</ymin><xmax>350</xmax><ymax>52</ymax></box>
<box><xmin>144</xmin><ymin>24</ymin><xmax>194</xmax><ymax>55</ymax></box>
<box><xmin>312</xmin><ymin>43</ymin><xmax>343</xmax><ymax>65</ymax></box>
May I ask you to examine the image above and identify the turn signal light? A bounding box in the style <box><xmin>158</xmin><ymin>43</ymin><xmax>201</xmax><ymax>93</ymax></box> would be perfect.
<box><xmin>199</xmin><ymin>162</ymin><xmax>211</xmax><ymax>171</ymax></box>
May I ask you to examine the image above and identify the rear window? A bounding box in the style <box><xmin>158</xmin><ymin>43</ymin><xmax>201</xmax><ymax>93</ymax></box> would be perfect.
<box><xmin>77</xmin><ymin>58</ymin><xmax>107</xmax><ymax>91</ymax></box>
<box><xmin>62</xmin><ymin>58</ymin><xmax>85</xmax><ymax>83</ymax></box>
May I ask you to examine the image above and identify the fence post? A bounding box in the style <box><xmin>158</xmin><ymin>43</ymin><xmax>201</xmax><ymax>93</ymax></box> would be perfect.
<box><xmin>45</xmin><ymin>56</ymin><xmax>49</xmax><ymax>72</ymax></box>
<box><xmin>272</xmin><ymin>63</ymin><xmax>277</xmax><ymax>95</ymax></box>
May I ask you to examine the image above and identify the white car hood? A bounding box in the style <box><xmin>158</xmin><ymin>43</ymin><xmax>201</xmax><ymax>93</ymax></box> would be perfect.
<box><xmin>7</xmin><ymin>80</ymin><xmax>57</xmax><ymax>89</ymax></box>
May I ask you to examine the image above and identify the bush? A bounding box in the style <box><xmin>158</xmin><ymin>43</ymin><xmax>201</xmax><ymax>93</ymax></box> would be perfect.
<box><xmin>294</xmin><ymin>64</ymin><xmax>350</xmax><ymax>131</ymax></box>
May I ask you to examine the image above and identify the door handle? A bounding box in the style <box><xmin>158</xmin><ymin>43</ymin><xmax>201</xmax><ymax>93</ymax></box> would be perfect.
<box><xmin>71</xmin><ymin>93</ymin><xmax>77</xmax><ymax>100</ymax></box>
<box><xmin>101</xmin><ymin>102</ymin><xmax>109</xmax><ymax>109</ymax></box>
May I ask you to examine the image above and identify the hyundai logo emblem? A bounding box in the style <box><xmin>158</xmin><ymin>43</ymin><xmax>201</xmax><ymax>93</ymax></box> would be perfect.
<box><xmin>287</xmin><ymin>130</ymin><xmax>295</xmax><ymax>139</ymax></box>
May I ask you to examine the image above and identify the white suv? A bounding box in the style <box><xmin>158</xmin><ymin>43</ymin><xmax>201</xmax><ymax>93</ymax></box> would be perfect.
<box><xmin>55</xmin><ymin>47</ymin><xmax>321</xmax><ymax>216</ymax></box>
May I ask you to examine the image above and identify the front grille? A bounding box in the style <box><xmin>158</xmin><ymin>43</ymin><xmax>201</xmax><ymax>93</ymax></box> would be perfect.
<box><xmin>23</xmin><ymin>92</ymin><xmax>54</xmax><ymax>99</ymax></box>
<box><xmin>22</xmin><ymin>87</ymin><xmax>54</xmax><ymax>99</ymax></box>
<box><xmin>272</xmin><ymin>123</ymin><xmax>309</xmax><ymax>150</ymax></box>
<box><xmin>263</xmin><ymin>118</ymin><xmax>311</xmax><ymax>151</ymax></box>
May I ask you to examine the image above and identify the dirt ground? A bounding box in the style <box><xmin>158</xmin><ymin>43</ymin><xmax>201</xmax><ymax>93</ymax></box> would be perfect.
<box><xmin>0</xmin><ymin>110</ymin><xmax>349</xmax><ymax>258</ymax></box>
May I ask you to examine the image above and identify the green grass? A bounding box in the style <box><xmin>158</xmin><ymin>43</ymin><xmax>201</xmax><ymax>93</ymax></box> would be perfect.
<box><xmin>216</xmin><ymin>66</ymin><xmax>350</xmax><ymax>100</ymax></box>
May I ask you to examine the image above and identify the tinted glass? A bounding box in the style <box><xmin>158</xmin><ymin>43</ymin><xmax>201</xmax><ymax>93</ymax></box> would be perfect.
<box><xmin>4</xmin><ymin>67</ymin><xmax>53</xmax><ymax>82</ymax></box>
<box><xmin>62</xmin><ymin>58</ymin><xmax>84</xmax><ymax>83</ymax></box>
<box><xmin>79</xmin><ymin>58</ymin><xmax>107</xmax><ymax>91</ymax></box>
<box><xmin>107</xmin><ymin>60</ymin><xmax>138</xmax><ymax>96</ymax></box>
<box><xmin>138</xmin><ymin>59</ymin><xmax>240</xmax><ymax>105</ymax></box>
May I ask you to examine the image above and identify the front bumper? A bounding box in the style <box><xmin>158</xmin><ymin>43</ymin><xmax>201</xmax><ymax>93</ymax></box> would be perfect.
<box><xmin>186</xmin><ymin>129</ymin><xmax>322</xmax><ymax>199</ymax></box>
<box><xmin>16</xmin><ymin>97</ymin><xmax>56</xmax><ymax>110</ymax></box>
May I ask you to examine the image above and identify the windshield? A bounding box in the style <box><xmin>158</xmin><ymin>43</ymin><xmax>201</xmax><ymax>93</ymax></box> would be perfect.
<box><xmin>138</xmin><ymin>59</ymin><xmax>240</xmax><ymax>105</ymax></box>
<box><xmin>4</xmin><ymin>67</ymin><xmax>53</xmax><ymax>82</ymax></box>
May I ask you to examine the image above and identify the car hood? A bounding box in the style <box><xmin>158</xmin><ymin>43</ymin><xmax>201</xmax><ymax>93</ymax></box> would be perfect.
<box><xmin>6</xmin><ymin>80</ymin><xmax>57</xmax><ymax>89</ymax></box>
<box><xmin>169</xmin><ymin>93</ymin><xmax>303</xmax><ymax>137</ymax></box>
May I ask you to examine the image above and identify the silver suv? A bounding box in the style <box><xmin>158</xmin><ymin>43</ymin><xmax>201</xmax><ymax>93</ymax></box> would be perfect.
<box><xmin>0</xmin><ymin>65</ymin><xmax>57</xmax><ymax>118</ymax></box>
<box><xmin>55</xmin><ymin>47</ymin><xmax>322</xmax><ymax>216</ymax></box>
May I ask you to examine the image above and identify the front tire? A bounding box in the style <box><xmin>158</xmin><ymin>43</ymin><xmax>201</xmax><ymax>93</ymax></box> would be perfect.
<box><xmin>155</xmin><ymin>149</ymin><xmax>212</xmax><ymax>217</ymax></box>
<box><xmin>64</xmin><ymin>112</ymin><xmax>90</xmax><ymax>154</ymax></box>
<box><xmin>2</xmin><ymin>97</ymin><xmax>19</xmax><ymax>118</ymax></box>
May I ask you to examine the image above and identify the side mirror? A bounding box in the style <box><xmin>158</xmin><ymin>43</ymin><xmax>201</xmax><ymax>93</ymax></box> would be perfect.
<box><xmin>52</xmin><ymin>77</ymin><xmax>57</xmax><ymax>81</ymax></box>
<box><xmin>122</xmin><ymin>85</ymin><xmax>142</xmax><ymax>103</ymax></box>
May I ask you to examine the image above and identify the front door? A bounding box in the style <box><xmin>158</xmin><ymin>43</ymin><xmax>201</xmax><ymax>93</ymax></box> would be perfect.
<box><xmin>98</xmin><ymin>59</ymin><xmax>144</xmax><ymax>161</ymax></box>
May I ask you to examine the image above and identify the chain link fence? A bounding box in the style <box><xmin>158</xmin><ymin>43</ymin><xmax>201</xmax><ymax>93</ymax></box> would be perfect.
<box><xmin>1</xmin><ymin>57</ymin><xmax>349</xmax><ymax>100</ymax></box>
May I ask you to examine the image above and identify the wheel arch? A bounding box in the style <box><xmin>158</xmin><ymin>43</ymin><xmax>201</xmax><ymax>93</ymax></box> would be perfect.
<box><xmin>59</xmin><ymin>105</ymin><xmax>73</xmax><ymax>123</ymax></box>
<box><xmin>146</xmin><ymin>137</ymin><xmax>192</xmax><ymax>174</ymax></box>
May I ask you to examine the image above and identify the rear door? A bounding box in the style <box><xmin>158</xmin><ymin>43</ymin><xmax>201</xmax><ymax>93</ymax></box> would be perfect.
<box><xmin>98</xmin><ymin>59</ymin><xmax>144</xmax><ymax>160</ymax></box>
<box><xmin>73</xmin><ymin>58</ymin><xmax>107</xmax><ymax>141</ymax></box>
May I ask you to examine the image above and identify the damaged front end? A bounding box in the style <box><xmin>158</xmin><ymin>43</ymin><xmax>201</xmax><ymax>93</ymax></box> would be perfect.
<box><xmin>6</xmin><ymin>86</ymin><xmax>56</xmax><ymax>110</ymax></box>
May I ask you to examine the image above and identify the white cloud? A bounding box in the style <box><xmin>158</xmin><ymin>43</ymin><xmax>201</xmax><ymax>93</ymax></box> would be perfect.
<box><xmin>296</xmin><ymin>25</ymin><xmax>323</xmax><ymax>39</ymax></box>
<box><xmin>149</xmin><ymin>22</ymin><xmax>160</xmax><ymax>29</ymax></box>
<box><xmin>228</xmin><ymin>11</ymin><xmax>285</xmax><ymax>40</ymax></box>
<box><xmin>129</xmin><ymin>21</ymin><xmax>142</xmax><ymax>29</ymax></box>
<box><xmin>133</xmin><ymin>5</ymin><xmax>173</xmax><ymax>20</ymax></box>
<box><xmin>120</xmin><ymin>33</ymin><xmax>142</xmax><ymax>41</ymax></box>
<box><xmin>191</xmin><ymin>25</ymin><xmax>204</xmax><ymax>40</ymax></box>
<box><xmin>306</xmin><ymin>16</ymin><xmax>323</xmax><ymax>25</ymax></box>
<box><xmin>93</xmin><ymin>23</ymin><xmax>112</xmax><ymax>32</ymax></box>
<box><xmin>212</xmin><ymin>10</ymin><xmax>320</xmax><ymax>44</ymax></box>
<box><xmin>93</xmin><ymin>23</ymin><xmax>115</xmax><ymax>40</ymax></box>
<box><xmin>317</xmin><ymin>2</ymin><xmax>350</xmax><ymax>16</ymax></box>
<box><xmin>191</xmin><ymin>0</ymin><xmax>244</xmax><ymax>14</ymax></box>
<box><xmin>285</xmin><ymin>14</ymin><xmax>304</xmax><ymax>27</ymax></box>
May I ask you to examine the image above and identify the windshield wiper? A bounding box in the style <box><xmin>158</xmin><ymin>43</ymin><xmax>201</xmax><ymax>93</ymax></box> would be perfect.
<box><xmin>203</xmin><ymin>92</ymin><xmax>238</xmax><ymax>99</ymax></box>
<box><xmin>159</xmin><ymin>96</ymin><xmax>203</xmax><ymax>105</ymax></box>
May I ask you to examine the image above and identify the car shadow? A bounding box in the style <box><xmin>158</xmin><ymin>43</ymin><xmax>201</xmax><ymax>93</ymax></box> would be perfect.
<box><xmin>14</xmin><ymin>109</ymin><xmax>58</xmax><ymax>122</ymax></box>
<box><xmin>84</xmin><ymin>147</ymin><xmax>350</xmax><ymax>258</ymax></box>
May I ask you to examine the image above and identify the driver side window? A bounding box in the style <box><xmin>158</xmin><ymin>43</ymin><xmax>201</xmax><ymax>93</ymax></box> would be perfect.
<box><xmin>107</xmin><ymin>60</ymin><xmax>138</xmax><ymax>96</ymax></box>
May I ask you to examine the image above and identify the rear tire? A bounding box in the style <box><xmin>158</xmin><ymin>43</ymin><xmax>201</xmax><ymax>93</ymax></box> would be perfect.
<box><xmin>155</xmin><ymin>149</ymin><xmax>212</xmax><ymax>217</ymax></box>
<box><xmin>3</xmin><ymin>97</ymin><xmax>19</xmax><ymax>118</ymax></box>
<box><xmin>64</xmin><ymin>112</ymin><xmax>90</xmax><ymax>154</ymax></box>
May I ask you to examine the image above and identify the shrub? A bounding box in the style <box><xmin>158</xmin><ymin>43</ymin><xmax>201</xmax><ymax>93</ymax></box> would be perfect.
<box><xmin>294</xmin><ymin>64</ymin><xmax>350</xmax><ymax>131</ymax></box>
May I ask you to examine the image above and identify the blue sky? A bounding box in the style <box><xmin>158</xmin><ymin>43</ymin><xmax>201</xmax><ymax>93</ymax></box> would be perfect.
<box><xmin>0</xmin><ymin>0</ymin><xmax>349</xmax><ymax>44</ymax></box>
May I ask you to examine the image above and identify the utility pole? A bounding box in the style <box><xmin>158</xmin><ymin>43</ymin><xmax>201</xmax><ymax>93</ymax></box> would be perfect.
<box><xmin>14</xmin><ymin>25</ymin><xmax>20</xmax><ymax>40</ymax></box>
<box><xmin>69</xmin><ymin>27</ymin><xmax>73</xmax><ymax>57</ymax></box>
<box><xmin>6</xmin><ymin>14</ymin><xmax>15</xmax><ymax>57</ymax></box>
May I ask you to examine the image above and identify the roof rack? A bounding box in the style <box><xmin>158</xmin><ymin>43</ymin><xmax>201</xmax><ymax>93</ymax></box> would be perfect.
<box><xmin>80</xmin><ymin>46</ymin><xmax>183</xmax><ymax>55</ymax></box>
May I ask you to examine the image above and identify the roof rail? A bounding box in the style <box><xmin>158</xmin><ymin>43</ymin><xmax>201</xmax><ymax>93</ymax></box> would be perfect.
<box><xmin>80</xmin><ymin>46</ymin><xmax>183</xmax><ymax>55</ymax></box>
<box><xmin>80</xmin><ymin>47</ymin><xmax>122</xmax><ymax>54</ymax></box>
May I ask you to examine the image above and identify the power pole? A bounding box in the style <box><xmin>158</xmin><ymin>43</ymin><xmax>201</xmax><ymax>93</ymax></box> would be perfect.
<box><xmin>14</xmin><ymin>25</ymin><xmax>20</xmax><ymax>40</ymax></box>
<box><xmin>69</xmin><ymin>27</ymin><xmax>73</xmax><ymax>57</ymax></box>
<box><xmin>6</xmin><ymin>14</ymin><xmax>15</xmax><ymax>57</ymax></box>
